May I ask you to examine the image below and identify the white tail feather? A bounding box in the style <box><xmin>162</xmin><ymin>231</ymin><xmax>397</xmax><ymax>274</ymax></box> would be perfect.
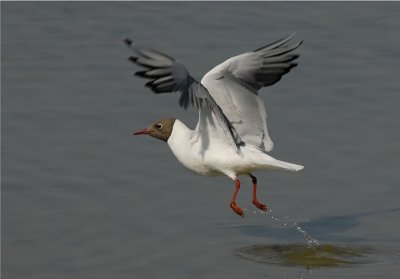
<box><xmin>260</xmin><ymin>154</ymin><xmax>304</xmax><ymax>172</ymax></box>
<box><xmin>277</xmin><ymin>160</ymin><xmax>304</xmax><ymax>172</ymax></box>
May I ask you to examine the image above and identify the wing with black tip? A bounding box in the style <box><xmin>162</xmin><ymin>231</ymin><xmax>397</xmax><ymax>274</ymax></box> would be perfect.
<box><xmin>125</xmin><ymin>39</ymin><xmax>241</xmax><ymax>148</ymax></box>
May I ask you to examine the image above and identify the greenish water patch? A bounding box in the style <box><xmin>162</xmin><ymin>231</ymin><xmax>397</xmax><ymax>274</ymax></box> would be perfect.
<box><xmin>236</xmin><ymin>244</ymin><xmax>377</xmax><ymax>269</ymax></box>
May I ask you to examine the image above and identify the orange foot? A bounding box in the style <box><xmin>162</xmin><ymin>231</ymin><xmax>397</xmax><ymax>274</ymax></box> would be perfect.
<box><xmin>253</xmin><ymin>200</ymin><xmax>268</xmax><ymax>211</ymax></box>
<box><xmin>230</xmin><ymin>201</ymin><xmax>245</xmax><ymax>217</ymax></box>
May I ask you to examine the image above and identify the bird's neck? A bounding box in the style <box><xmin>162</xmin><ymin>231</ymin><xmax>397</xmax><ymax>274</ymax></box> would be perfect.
<box><xmin>167</xmin><ymin>119</ymin><xmax>195</xmax><ymax>168</ymax></box>
<box><xmin>167</xmin><ymin>119</ymin><xmax>193</xmax><ymax>148</ymax></box>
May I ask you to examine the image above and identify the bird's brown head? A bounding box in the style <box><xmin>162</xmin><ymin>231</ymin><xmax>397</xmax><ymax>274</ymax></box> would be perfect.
<box><xmin>133</xmin><ymin>118</ymin><xmax>176</xmax><ymax>142</ymax></box>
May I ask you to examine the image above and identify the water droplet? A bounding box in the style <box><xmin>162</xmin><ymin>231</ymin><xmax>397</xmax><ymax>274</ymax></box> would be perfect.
<box><xmin>252</xmin><ymin>206</ymin><xmax>320</xmax><ymax>247</ymax></box>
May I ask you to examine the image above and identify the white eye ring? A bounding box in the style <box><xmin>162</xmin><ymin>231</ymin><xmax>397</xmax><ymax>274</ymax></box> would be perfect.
<box><xmin>155</xmin><ymin>123</ymin><xmax>163</xmax><ymax>130</ymax></box>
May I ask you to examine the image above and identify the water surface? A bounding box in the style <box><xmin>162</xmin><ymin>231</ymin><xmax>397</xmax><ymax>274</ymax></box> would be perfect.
<box><xmin>2</xmin><ymin>2</ymin><xmax>400</xmax><ymax>278</ymax></box>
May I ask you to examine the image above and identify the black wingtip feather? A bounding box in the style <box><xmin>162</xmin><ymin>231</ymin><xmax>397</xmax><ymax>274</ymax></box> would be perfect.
<box><xmin>291</xmin><ymin>54</ymin><xmax>300</xmax><ymax>60</ymax></box>
<box><xmin>124</xmin><ymin>38</ymin><xmax>133</xmax><ymax>46</ymax></box>
<box><xmin>145</xmin><ymin>80</ymin><xmax>154</xmax><ymax>87</ymax></box>
<box><xmin>135</xmin><ymin>71</ymin><xmax>149</xmax><ymax>78</ymax></box>
<box><xmin>128</xmin><ymin>56</ymin><xmax>138</xmax><ymax>63</ymax></box>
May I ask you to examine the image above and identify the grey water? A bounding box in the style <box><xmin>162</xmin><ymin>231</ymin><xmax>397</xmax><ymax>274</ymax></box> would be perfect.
<box><xmin>2</xmin><ymin>2</ymin><xmax>400</xmax><ymax>278</ymax></box>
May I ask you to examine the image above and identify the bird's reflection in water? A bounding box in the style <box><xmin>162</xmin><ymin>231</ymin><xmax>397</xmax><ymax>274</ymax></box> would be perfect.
<box><xmin>236</xmin><ymin>243</ymin><xmax>375</xmax><ymax>270</ymax></box>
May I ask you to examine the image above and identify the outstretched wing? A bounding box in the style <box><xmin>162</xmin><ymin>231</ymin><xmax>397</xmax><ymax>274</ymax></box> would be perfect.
<box><xmin>124</xmin><ymin>39</ymin><xmax>241</xmax><ymax>149</ymax></box>
<box><xmin>201</xmin><ymin>33</ymin><xmax>302</xmax><ymax>151</ymax></box>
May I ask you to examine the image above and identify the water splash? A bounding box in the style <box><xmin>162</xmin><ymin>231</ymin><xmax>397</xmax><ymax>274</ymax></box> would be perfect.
<box><xmin>245</xmin><ymin>207</ymin><xmax>320</xmax><ymax>247</ymax></box>
<box><xmin>292</xmin><ymin>222</ymin><xmax>320</xmax><ymax>247</ymax></box>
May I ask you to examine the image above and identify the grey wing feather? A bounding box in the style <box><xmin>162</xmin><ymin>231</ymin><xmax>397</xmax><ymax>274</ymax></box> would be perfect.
<box><xmin>125</xmin><ymin>39</ymin><xmax>241</xmax><ymax>147</ymax></box>
<box><xmin>202</xmin><ymin>73</ymin><xmax>274</xmax><ymax>151</ymax></box>
<box><xmin>201</xmin><ymin>33</ymin><xmax>302</xmax><ymax>151</ymax></box>
<box><xmin>231</xmin><ymin>33</ymin><xmax>302</xmax><ymax>91</ymax></box>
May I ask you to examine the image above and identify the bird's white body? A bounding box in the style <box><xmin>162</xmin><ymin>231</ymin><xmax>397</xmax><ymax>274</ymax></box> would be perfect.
<box><xmin>168</xmin><ymin>119</ymin><xmax>303</xmax><ymax>180</ymax></box>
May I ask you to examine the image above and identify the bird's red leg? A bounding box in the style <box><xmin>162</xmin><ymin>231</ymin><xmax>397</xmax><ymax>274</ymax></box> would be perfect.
<box><xmin>230</xmin><ymin>178</ymin><xmax>245</xmax><ymax>217</ymax></box>
<box><xmin>250</xmin><ymin>174</ymin><xmax>268</xmax><ymax>211</ymax></box>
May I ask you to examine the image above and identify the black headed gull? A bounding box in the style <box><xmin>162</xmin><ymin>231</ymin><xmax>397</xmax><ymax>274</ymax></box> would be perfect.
<box><xmin>125</xmin><ymin>34</ymin><xmax>304</xmax><ymax>217</ymax></box>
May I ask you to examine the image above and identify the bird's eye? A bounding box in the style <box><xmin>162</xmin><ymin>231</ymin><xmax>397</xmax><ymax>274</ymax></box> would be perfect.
<box><xmin>155</xmin><ymin>123</ymin><xmax>163</xmax><ymax>130</ymax></box>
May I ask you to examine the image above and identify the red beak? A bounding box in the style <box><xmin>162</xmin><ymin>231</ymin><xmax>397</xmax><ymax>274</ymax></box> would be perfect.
<box><xmin>133</xmin><ymin>128</ymin><xmax>150</xmax><ymax>135</ymax></box>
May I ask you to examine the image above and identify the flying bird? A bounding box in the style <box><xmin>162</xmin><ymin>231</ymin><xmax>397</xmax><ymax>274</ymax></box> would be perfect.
<box><xmin>125</xmin><ymin>34</ymin><xmax>304</xmax><ymax>217</ymax></box>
